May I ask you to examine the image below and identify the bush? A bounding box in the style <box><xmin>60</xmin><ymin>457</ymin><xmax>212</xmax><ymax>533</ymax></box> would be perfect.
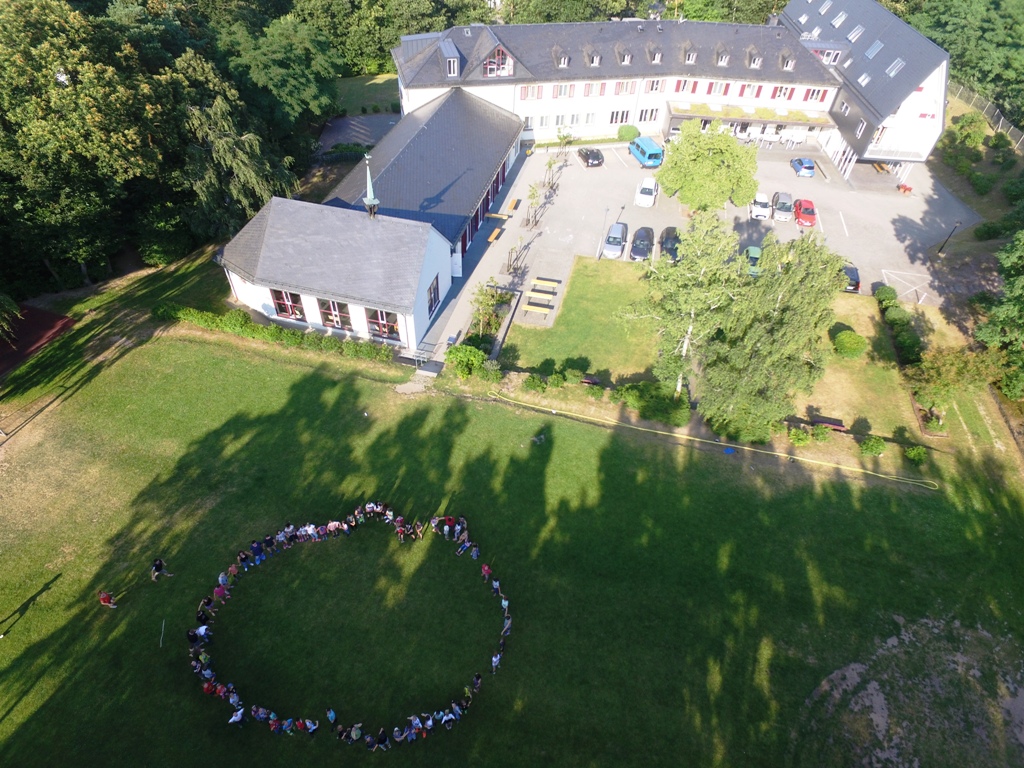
<box><xmin>390</xmin><ymin>101</ymin><xmax>400</xmax><ymax>114</ymax></box>
<box><xmin>360</xmin><ymin>106</ymin><xmax>367</xmax><ymax>114</ymax></box>
<box><xmin>445</xmin><ymin>344</ymin><xmax>487</xmax><ymax>379</ymax></box>
<box><xmin>970</xmin><ymin>171</ymin><xmax>998</xmax><ymax>196</ymax></box>
<box><xmin>833</xmin><ymin>329</ymin><xmax>868</xmax><ymax>358</ymax></box>
<box><xmin>523</xmin><ymin>373</ymin><xmax>547</xmax><ymax>392</ymax></box>
<box><xmin>953</xmin><ymin>155</ymin><xmax>973</xmax><ymax>177</ymax></box>
<box><xmin>904</xmin><ymin>445</ymin><xmax>928</xmax><ymax>465</ymax></box>
<box><xmin>788</xmin><ymin>427</ymin><xmax>811</xmax><ymax>446</ymax></box>
<box><xmin>609</xmin><ymin>381</ymin><xmax>687</xmax><ymax>424</ymax></box>
<box><xmin>974</xmin><ymin>220</ymin><xmax>1011</xmax><ymax>240</ymax></box>
<box><xmin>300</xmin><ymin>332</ymin><xmax>324</xmax><ymax>351</ymax></box>
<box><xmin>617</xmin><ymin>125</ymin><xmax>640</xmax><ymax>142</ymax></box>
<box><xmin>884</xmin><ymin>306</ymin><xmax>912</xmax><ymax>328</ymax></box>
<box><xmin>339</xmin><ymin>108</ymin><xmax>347</xmax><ymax>118</ymax></box>
<box><xmin>874</xmin><ymin>285</ymin><xmax>898</xmax><ymax>310</ymax></box>
<box><xmin>563</xmin><ymin>368</ymin><xmax>585</xmax><ymax>385</ymax></box>
<box><xmin>462</xmin><ymin>333</ymin><xmax>494</xmax><ymax>354</ymax></box>
<box><xmin>1000</xmin><ymin>156</ymin><xmax>1018</xmax><ymax>172</ymax></box>
<box><xmin>321</xmin><ymin>336</ymin><xmax>343</xmax><ymax>353</ymax></box>
<box><xmin>859</xmin><ymin>435</ymin><xmax>886</xmax><ymax>456</ymax></box>
<box><xmin>893</xmin><ymin>328</ymin><xmax>923</xmax><ymax>364</ymax></box>
<box><xmin>371</xmin><ymin>104</ymin><xmax>381</xmax><ymax>113</ymax></box>
<box><xmin>279</xmin><ymin>328</ymin><xmax>304</xmax><ymax>347</ymax></box>
<box><xmin>547</xmin><ymin>372</ymin><xmax>566</xmax><ymax>388</ymax></box>
<box><xmin>924</xmin><ymin>416</ymin><xmax>943</xmax><ymax>432</ymax></box>
<box><xmin>1004</xmin><ymin>176</ymin><xmax>1024</xmax><ymax>205</ymax></box>
<box><xmin>479</xmin><ymin>359</ymin><xmax>503</xmax><ymax>383</ymax></box>
<box><xmin>152</xmin><ymin>301</ymin><xmax>184</xmax><ymax>322</ymax></box>
<box><xmin>953</xmin><ymin>111</ymin><xmax>988</xmax><ymax>148</ymax></box>
<box><xmin>586</xmin><ymin>384</ymin><xmax>605</xmax><ymax>400</ymax></box>
<box><xmin>811</xmin><ymin>423</ymin><xmax>832</xmax><ymax>442</ymax></box>
<box><xmin>990</xmin><ymin>131</ymin><xmax>1013</xmax><ymax>150</ymax></box>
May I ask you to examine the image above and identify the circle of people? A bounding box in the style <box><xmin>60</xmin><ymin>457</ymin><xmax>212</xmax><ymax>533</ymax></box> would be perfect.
<box><xmin>187</xmin><ymin>501</ymin><xmax>512</xmax><ymax>749</ymax></box>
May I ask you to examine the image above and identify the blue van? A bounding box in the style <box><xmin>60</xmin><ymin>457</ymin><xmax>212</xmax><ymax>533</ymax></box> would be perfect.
<box><xmin>628</xmin><ymin>137</ymin><xmax>664</xmax><ymax>168</ymax></box>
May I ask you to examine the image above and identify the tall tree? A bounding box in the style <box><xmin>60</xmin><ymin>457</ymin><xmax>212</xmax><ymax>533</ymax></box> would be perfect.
<box><xmin>656</xmin><ymin>119</ymin><xmax>758</xmax><ymax>211</ymax></box>
<box><xmin>975</xmin><ymin>230</ymin><xmax>1024</xmax><ymax>398</ymax></box>
<box><xmin>0</xmin><ymin>293</ymin><xmax>21</xmax><ymax>347</ymax></box>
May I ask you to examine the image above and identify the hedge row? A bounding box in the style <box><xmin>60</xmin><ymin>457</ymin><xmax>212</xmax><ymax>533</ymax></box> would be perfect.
<box><xmin>153</xmin><ymin>303</ymin><xmax>394</xmax><ymax>363</ymax></box>
<box><xmin>873</xmin><ymin>286</ymin><xmax>922</xmax><ymax>365</ymax></box>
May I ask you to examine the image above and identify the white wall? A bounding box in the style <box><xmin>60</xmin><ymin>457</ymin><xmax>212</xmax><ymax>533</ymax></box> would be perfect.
<box><xmin>863</xmin><ymin>62</ymin><xmax>947</xmax><ymax>161</ymax></box>
<box><xmin>408</xmin><ymin>228</ymin><xmax>455</xmax><ymax>347</ymax></box>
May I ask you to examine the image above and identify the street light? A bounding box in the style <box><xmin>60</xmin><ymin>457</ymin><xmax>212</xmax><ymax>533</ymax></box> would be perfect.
<box><xmin>938</xmin><ymin>220</ymin><xmax>961</xmax><ymax>255</ymax></box>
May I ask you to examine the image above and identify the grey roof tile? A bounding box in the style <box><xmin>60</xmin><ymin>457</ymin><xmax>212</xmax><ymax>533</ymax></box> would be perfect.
<box><xmin>325</xmin><ymin>88</ymin><xmax>522</xmax><ymax>244</ymax></box>
<box><xmin>220</xmin><ymin>197</ymin><xmax>436</xmax><ymax>315</ymax></box>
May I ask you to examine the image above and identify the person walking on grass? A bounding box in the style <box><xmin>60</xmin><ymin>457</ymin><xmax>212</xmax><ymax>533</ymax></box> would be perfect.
<box><xmin>150</xmin><ymin>558</ymin><xmax>174</xmax><ymax>581</ymax></box>
<box><xmin>491</xmin><ymin>651</ymin><xmax>501</xmax><ymax>674</ymax></box>
<box><xmin>481</xmin><ymin>563</ymin><xmax>492</xmax><ymax>582</ymax></box>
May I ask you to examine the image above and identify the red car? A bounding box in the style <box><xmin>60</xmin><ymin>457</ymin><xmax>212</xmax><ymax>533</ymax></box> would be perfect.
<box><xmin>794</xmin><ymin>198</ymin><xmax>817</xmax><ymax>227</ymax></box>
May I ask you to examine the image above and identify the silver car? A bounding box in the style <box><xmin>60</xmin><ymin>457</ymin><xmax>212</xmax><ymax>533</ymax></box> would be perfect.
<box><xmin>602</xmin><ymin>221</ymin><xmax>628</xmax><ymax>259</ymax></box>
<box><xmin>772</xmin><ymin>192</ymin><xmax>794</xmax><ymax>222</ymax></box>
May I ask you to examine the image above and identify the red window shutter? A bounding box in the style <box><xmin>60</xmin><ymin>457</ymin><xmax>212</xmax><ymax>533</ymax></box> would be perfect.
<box><xmin>660</xmin><ymin>79</ymin><xmax>666</xmax><ymax>91</ymax></box>
<box><xmin>569</xmin><ymin>84</ymin><xmax>575</xmax><ymax>97</ymax></box>
<box><xmin>691</xmin><ymin>80</ymin><xmax>698</xmax><ymax>94</ymax></box>
<box><xmin>552</xmin><ymin>86</ymin><xmax>558</xmax><ymax>99</ymax></box>
<box><xmin>630</xmin><ymin>81</ymin><xmax>636</xmax><ymax>94</ymax></box>
<box><xmin>820</xmin><ymin>89</ymin><xmax>828</xmax><ymax>103</ymax></box>
<box><xmin>675</xmin><ymin>79</ymin><xmax>682</xmax><ymax>92</ymax></box>
<box><xmin>600</xmin><ymin>82</ymin><xmax>606</xmax><ymax>96</ymax></box>
<box><xmin>615</xmin><ymin>82</ymin><xmax>621</xmax><ymax>95</ymax></box>
<box><xmin>755</xmin><ymin>85</ymin><xmax>762</xmax><ymax>98</ymax></box>
<box><xmin>520</xmin><ymin>86</ymin><xmax>527</xmax><ymax>99</ymax></box>
<box><xmin>788</xmin><ymin>88</ymin><xmax>795</xmax><ymax>100</ymax></box>
<box><xmin>645</xmin><ymin>80</ymin><xmax>652</xmax><ymax>93</ymax></box>
<box><xmin>739</xmin><ymin>84</ymin><xmax>745</xmax><ymax>97</ymax></box>
<box><xmin>707</xmin><ymin>82</ymin><xmax>714</xmax><ymax>95</ymax></box>
<box><xmin>803</xmin><ymin>89</ymin><xmax>810</xmax><ymax>101</ymax></box>
<box><xmin>771</xmin><ymin>86</ymin><xmax>778</xmax><ymax>99</ymax></box>
<box><xmin>538</xmin><ymin>86</ymin><xmax>543</xmax><ymax>98</ymax></box>
<box><xmin>723</xmin><ymin>83</ymin><xmax>730</xmax><ymax>96</ymax></box>
<box><xmin>584</xmin><ymin>83</ymin><xmax>591</xmax><ymax>96</ymax></box>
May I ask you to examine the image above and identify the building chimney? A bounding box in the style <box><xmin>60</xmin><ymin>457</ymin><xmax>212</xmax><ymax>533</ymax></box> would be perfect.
<box><xmin>362</xmin><ymin>155</ymin><xmax>379</xmax><ymax>218</ymax></box>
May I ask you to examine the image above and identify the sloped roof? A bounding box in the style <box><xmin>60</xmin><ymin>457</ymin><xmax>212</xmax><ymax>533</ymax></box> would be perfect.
<box><xmin>325</xmin><ymin>88</ymin><xmax>522</xmax><ymax>244</ymax></box>
<box><xmin>780</xmin><ymin>0</ymin><xmax>948</xmax><ymax>120</ymax></box>
<box><xmin>219</xmin><ymin>197</ymin><xmax>437</xmax><ymax>315</ymax></box>
<box><xmin>393</xmin><ymin>21</ymin><xmax>834</xmax><ymax>89</ymax></box>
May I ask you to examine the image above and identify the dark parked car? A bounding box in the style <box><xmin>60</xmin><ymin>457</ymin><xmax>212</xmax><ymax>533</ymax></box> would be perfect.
<box><xmin>630</xmin><ymin>227</ymin><xmax>655</xmax><ymax>261</ymax></box>
<box><xmin>843</xmin><ymin>265</ymin><xmax>861</xmax><ymax>293</ymax></box>
<box><xmin>659</xmin><ymin>226</ymin><xmax>681</xmax><ymax>261</ymax></box>
<box><xmin>743</xmin><ymin>246</ymin><xmax>763</xmax><ymax>277</ymax></box>
<box><xmin>577</xmin><ymin>147</ymin><xmax>604</xmax><ymax>167</ymax></box>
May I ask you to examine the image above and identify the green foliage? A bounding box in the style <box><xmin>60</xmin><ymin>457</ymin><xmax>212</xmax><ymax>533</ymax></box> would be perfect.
<box><xmin>873</xmin><ymin>285</ymin><xmax>899</xmax><ymax>310</ymax></box>
<box><xmin>859</xmin><ymin>435</ymin><xmax>886</xmax><ymax>456</ymax></box>
<box><xmin>617</xmin><ymin>125</ymin><xmax>641</xmax><ymax>142</ymax></box>
<box><xmin>0</xmin><ymin>293</ymin><xmax>22</xmax><ymax>347</ymax></box>
<box><xmin>586</xmin><ymin>383</ymin><xmax>605</xmax><ymax>400</ymax></box>
<box><xmin>547</xmin><ymin>372</ymin><xmax>566</xmax><ymax>388</ymax></box>
<box><xmin>811</xmin><ymin>423</ymin><xmax>832</xmax><ymax>443</ymax></box>
<box><xmin>479</xmin><ymin>358</ymin><xmax>503</xmax><ymax>383</ymax></box>
<box><xmin>974</xmin><ymin>220</ymin><xmax>1012</xmax><ymax>240</ymax></box>
<box><xmin>970</xmin><ymin>171</ymin><xmax>999</xmax><ymax>196</ymax></box>
<box><xmin>893</xmin><ymin>329</ymin><xmax>923</xmax><ymax>365</ymax></box>
<box><xmin>884</xmin><ymin>306</ymin><xmax>912</xmax><ymax>328</ymax></box>
<box><xmin>390</xmin><ymin>101</ymin><xmax>401</xmax><ymax>113</ymax></box>
<box><xmin>924</xmin><ymin>416</ymin><xmax>944</xmax><ymax>432</ymax></box>
<box><xmin>471</xmin><ymin>278</ymin><xmax>513</xmax><ymax>339</ymax></box>
<box><xmin>371</xmin><ymin>103</ymin><xmax>381</xmax><ymax>113</ymax></box>
<box><xmin>1004</xmin><ymin>176</ymin><xmax>1024</xmax><ymax>205</ymax></box>
<box><xmin>445</xmin><ymin>344</ymin><xmax>487</xmax><ymax>379</ymax></box>
<box><xmin>833</xmin><ymin>329</ymin><xmax>868</xmax><ymax>358</ymax></box>
<box><xmin>953</xmin><ymin>111</ymin><xmax>989</xmax><ymax>148</ymax></box>
<box><xmin>991</xmin><ymin>132</ymin><xmax>1013</xmax><ymax>150</ymax></box>
<box><xmin>656</xmin><ymin>119</ymin><xmax>758</xmax><ymax>210</ymax></box>
<box><xmin>610</xmin><ymin>381</ymin><xmax>688</xmax><ymax>425</ymax></box>
<box><xmin>788</xmin><ymin>427</ymin><xmax>811</xmax><ymax>446</ymax></box>
<box><xmin>904</xmin><ymin>445</ymin><xmax>928</xmax><ymax>465</ymax></box>
<box><xmin>523</xmin><ymin>373</ymin><xmax>547</xmax><ymax>392</ymax></box>
<box><xmin>906</xmin><ymin>346</ymin><xmax>1003</xmax><ymax>410</ymax></box>
<box><xmin>563</xmin><ymin>368</ymin><xmax>585</xmax><ymax>385</ymax></box>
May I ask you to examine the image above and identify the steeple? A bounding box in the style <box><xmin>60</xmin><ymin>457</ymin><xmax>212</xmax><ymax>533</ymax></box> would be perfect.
<box><xmin>362</xmin><ymin>155</ymin><xmax>380</xmax><ymax>218</ymax></box>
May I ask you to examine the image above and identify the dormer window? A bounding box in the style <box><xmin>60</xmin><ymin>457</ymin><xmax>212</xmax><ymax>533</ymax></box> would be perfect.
<box><xmin>783</xmin><ymin>57</ymin><xmax>795</xmax><ymax>71</ymax></box>
<box><xmin>440</xmin><ymin>38</ymin><xmax>460</xmax><ymax>78</ymax></box>
<box><xmin>885</xmin><ymin>58</ymin><xmax>905</xmax><ymax>77</ymax></box>
<box><xmin>653</xmin><ymin>51</ymin><xmax>662</xmax><ymax>64</ymax></box>
<box><xmin>559</xmin><ymin>55</ymin><xmax>569</xmax><ymax>68</ymax></box>
<box><xmin>622</xmin><ymin>53</ymin><xmax>632</xmax><ymax>65</ymax></box>
<box><xmin>749</xmin><ymin>56</ymin><xmax>762</xmax><ymax>69</ymax></box>
<box><xmin>447</xmin><ymin>57</ymin><xmax>459</xmax><ymax>77</ymax></box>
<box><xmin>847</xmin><ymin>25</ymin><xmax>864</xmax><ymax>42</ymax></box>
<box><xmin>717</xmin><ymin>53</ymin><xmax>730</xmax><ymax>66</ymax></box>
<box><xmin>483</xmin><ymin>46</ymin><xmax>514</xmax><ymax>77</ymax></box>
<box><xmin>831</xmin><ymin>11</ymin><xmax>847</xmax><ymax>27</ymax></box>
<box><xmin>685</xmin><ymin>51</ymin><xmax>696</xmax><ymax>64</ymax></box>
<box><xmin>589</xmin><ymin>54</ymin><xmax>601</xmax><ymax>66</ymax></box>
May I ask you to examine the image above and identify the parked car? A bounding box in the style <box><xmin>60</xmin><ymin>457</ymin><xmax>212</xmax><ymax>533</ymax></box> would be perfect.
<box><xmin>790</xmin><ymin>157</ymin><xmax>816</xmax><ymax>177</ymax></box>
<box><xmin>743</xmin><ymin>246</ymin><xmax>763</xmax><ymax>277</ymax></box>
<box><xmin>577</xmin><ymin>147</ymin><xmax>604</xmax><ymax>167</ymax></box>
<box><xmin>795</xmin><ymin>199</ymin><xmax>817</xmax><ymax>227</ymax></box>
<box><xmin>843</xmin><ymin>265</ymin><xmax>861</xmax><ymax>293</ymax></box>
<box><xmin>634</xmin><ymin>177</ymin><xmax>659</xmax><ymax>207</ymax></box>
<box><xmin>749</xmin><ymin>192</ymin><xmax>771</xmax><ymax>220</ymax></box>
<box><xmin>628</xmin><ymin>137</ymin><xmax>664</xmax><ymax>167</ymax></box>
<box><xmin>630</xmin><ymin>227</ymin><xmax>655</xmax><ymax>261</ymax></box>
<box><xmin>602</xmin><ymin>221</ymin><xmax>628</xmax><ymax>259</ymax></box>
<box><xmin>659</xmin><ymin>226</ymin><xmax>681</xmax><ymax>262</ymax></box>
<box><xmin>772</xmin><ymin>191</ymin><xmax>794</xmax><ymax>222</ymax></box>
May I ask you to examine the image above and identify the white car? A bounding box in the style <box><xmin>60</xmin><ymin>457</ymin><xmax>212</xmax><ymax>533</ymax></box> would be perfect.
<box><xmin>750</xmin><ymin>192</ymin><xmax>771</xmax><ymax>220</ymax></box>
<box><xmin>634</xmin><ymin>177</ymin><xmax>659</xmax><ymax>208</ymax></box>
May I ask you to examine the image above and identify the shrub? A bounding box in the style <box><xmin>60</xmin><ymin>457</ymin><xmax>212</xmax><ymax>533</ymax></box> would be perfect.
<box><xmin>523</xmin><ymin>373</ymin><xmax>547</xmax><ymax>392</ymax></box>
<box><xmin>462</xmin><ymin>333</ymin><xmax>494</xmax><ymax>354</ymax></box>
<box><xmin>563</xmin><ymin>368</ymin><xmax>585</xmax><ymax>385</ymax></box>
<box><xmin>219</xmin><ymin>309</ymin><xmax>254</xmax><ymax>335</ymax></box>
<box><xmin>1000</xmin><ymin>157</ymin><xmax>1018</xmax><ymax>172</ymax></box>
<box><xmin>479</xmin><ymin>359</ymin><xmax>503</xmax><ymax>383</ymax></box>
<box><xmin>974</xmin><ymin>220</ymin><xmax>1011</xmax><ymax>240</ymax></box>
<box><xmin>990</xmin><ymin>131</ymin><xmax>1013</xmax><ymax>150</ymax></box>
<box><xmin>586</xmin><ymin>384</ymin><xmax>605</xmax><ymax>400</ymax></box>
<box><xmin>279</xmin><ymin>328</ymin><xmax>304</xmax><ymax>347</ymax></box>
<box><xmin>547</xmin><ymin>372</ymin><xmax>566</xmax><ymax>388</ymax></box>
<box><xmin>390</xmin><ymin>101</ymin><xmax>400</xmax><ymax>114</ymax></box>
<box><xmin>924</xmin><ymin>416</ymin><xmax>943</xmax><ymax>432</ymax></box>
<box><xmin>860</xmin><ymin>435</ymin><xmax>886</xmax><ymax>456</ymax></box>
<box><xmin>884</xmin><ymin>306</ymin><xmax>912</xmax><ymax>328</ymax></box>
<box><xmin>609</xmin><ymin>381</ymin><xmax>687</xmax><ymax>424</ymax></box>
<box><xmin>445</xmin><ymin>344</ymin><xmax>487</xmax><ymax>379</ymax></box>
<box><xmin>953</xmin><ymin>155</ymin><xmax>973</xmax><ymax>177</ymax></box>
<box><xmin>339</xmin><ymin>108</ymin><xmax>347</xmax><ymax>118</ymax></box>
<box><xmin>874</xmin><ymin>285</ymin><xmax>899</xmax><ymax>310</ymax></box>
<box><xmin>1004</xmin><ymin>176</ymin><xmax>1024</xmax><ymax>205</ymax></box>
<box><xmin>371</xmin><ymin>104</ymin><xmax>381</xmax><ymax>113</ymax></box>
<box><xmin>904</xmin><ymin>445</ymin><xmax>928</xmax><ymax>465</ymax></box>
<box><xmin>894</xmin><ymin>328</ymin><xmax>923</xmax><ymax>364</ymax></box>
<box><xmin>811</xmin><ymin>423</ymin><xmax>832</xmax><ymax>442</ymax></box>
<box><xmin>152</xmin><ymin>301</ymin><xmax>184</xmax><ymax>322</ymax></box>
<box><xmin>833</xmin><ymin>329</ymin><xmax>868</xmax><ymax>358</ymax></box>
<box><xmin>321</xmin><ymin>336</ymin><xmax>343</xmax><ymax>353</ymax></box>
<box><xmin>300</xmin><ymin>332</ymin><xmax>324</xmax><ymax>351</ymax></box>
<box><xmin>788</xmin><ymin>427</ymin><xmax>811</xmax><ymax>446</ymax></box>
<box><xmin>360</xmin><ymin>106</ymin><xmax>367</xmax><ymax>114</ymax></box>
<box><xmin>617</xmin><ymin>125</ymin><xmax>640</xmax><ymax>142</ymax></box>
<box><xmin>970</xmin><ymin>171</ymin><xmax>998</xmax><ymax>196</ymax></box>
<box><xmin>953</xmin><ymin>111</ymin><xmax>987</xmax><ymax>148</ymax></box>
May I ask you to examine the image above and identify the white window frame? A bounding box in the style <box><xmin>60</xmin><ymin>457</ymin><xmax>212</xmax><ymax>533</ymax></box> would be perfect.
<box><xmin>798</xmin><ymin>13</ymin><xmax>808</xmax><ymax>23</ymax></box>
<box><xmin>685</xmin><ymin>51</ymin><xmax>697</xmax><ymax>64</ymax></box>
<box><xmin>652</xmin><ymin>51</ymin><xmax>662</xmax><ymax>64</ymax></box>
<box><xmin>717</xmin><ymin>53</ymin><xmax>729</xmax><ymax>66</ymax></box>
<box><xmin>865</xmin><ymin>40</ymin><xmax>883</xmax><ymax>59</ymax></box>
<box><xmin>711</xmin><ymin>81</ymin><xmax>726</xmax><ymax>96</ymax></box>
<box><xmin>555</xmin><ymin>84</ymin><xmax>570</xmax><ymax>97</ymax></box>
<box><xmin>848</xmin><ymin>25</ymin><xmax>864</xmax><ymax>43</ymax></box>
<box><xmin>589</xmin><ymin>54</ymin><xmax>601</xmax><ymax>67</ymax></box>
<box><xmin>819</xmin><ymin>0</ymin><xmax>832</xmax><ymax>13</ymax></box>
<box><xmin>857</xmin><ymin>73</ymin><xmax>871</xmax><ymax>87</ymax></box>
<box><xmin>840</xmin><ymin>100</ymin><xmax>850</xmax><ymax>116</ymax></box>
<box><xmin>558</xmin><ymin>55</ymin><xmax>569</xmax><ymax>68</ymax></box>
<box><xmin>823</xmin><ymin>50</ymin><xmax>842</xmax><ymax>65</ymax></box>
<box><xmin>539</xmin><ymin>115</ymin><xmax>549</xmax><ymax>128</ymax></box>
<box><xmin>783</xmin><ymin>58</ymin><xmax>795</xmax><ymax>72</ymax></box>
<box><xmin>446</xmin><ymin>57</ymin><xmax>459</xmax><ymax>77</ymax></box>
<box><xmin>855</xmin><ymin>118</ymin><xmax>866</xmax><ymax>138</ymax></box>
<box><xmin>622</xmin><ymin>53</ymin><xmax>632</xmax><ymax>65</ymax></box>
<box><xmin>831</xmin><ymin>11</ymin><xmax>847</xmax><ymax>27</ymax></box>
<box><xmin>886</xmin><ymin>58</ymin><xmax>906</xmax><ymax>77</ymax></box>
<box><xmin>585</xmin><ymin>113</ymin><xmax>595</xmax><ymax>124</ymax></box>
<box><xmin>750</xmin><ymin>56</ymin><xmax>763</xmax><ymax>69</ymax></box>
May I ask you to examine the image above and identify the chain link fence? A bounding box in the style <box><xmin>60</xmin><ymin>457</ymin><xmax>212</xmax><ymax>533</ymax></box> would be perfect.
<box><xmin>948</xmin><ymin>82</ymin><xmax>1024</xmax><ymax>149</ymax></box>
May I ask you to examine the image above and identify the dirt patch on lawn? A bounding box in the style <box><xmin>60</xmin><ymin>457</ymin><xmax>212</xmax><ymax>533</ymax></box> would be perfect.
<box><xmin>789</xmin><ymin>616</ymin><xmax>1024</xmax><ymax>767</ymax></box>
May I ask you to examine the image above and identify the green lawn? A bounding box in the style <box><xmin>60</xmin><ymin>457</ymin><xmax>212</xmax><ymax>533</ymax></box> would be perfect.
<box><xmin>336</xmin><ymin>74</ymin><xmax>399</xmax><ymax>115</ymax></box>
<box><xmin>504</xmin><ymin>257</ymin><xmax>657</xmax><ymax>383</ymax></box>
<box><xmin>3</xmin><ymin>270</ymin><xmax>1024</xmax><ymax>767</ymax></box>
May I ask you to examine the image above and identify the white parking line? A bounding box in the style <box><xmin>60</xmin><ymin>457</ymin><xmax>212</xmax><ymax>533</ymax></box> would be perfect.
<box><xmin>817</xmin><ymin>211</ymin><xmax>825</xmax><ymax>234</ymax></box>
<box><xmin>838</xmin><ymin>210</ymin><xmax>849</xmax><ymax>236</ymax></box>
<box><xmin>614</xmin><ymin>148</ymin><xmax>629</xmax><ymax>167</ymax></box>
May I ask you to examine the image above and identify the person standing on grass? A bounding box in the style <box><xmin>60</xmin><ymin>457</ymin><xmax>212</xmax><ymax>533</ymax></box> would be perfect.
<box><xmin>150</xmin><ymin>558</ymin><xmax>174</xmax><ymax>581</ymax></box>
<box><xmin>198</xmin><ymin>596</ymin><xmax>218</xmax><ymax>616</ymax></box>
<box><xmin>491</xmin><ymin>577</ymin><xmax>501</xmax><ymax>596</ymax></box>
<box><xmin>305</xmin><ymin>719</ymin><xmax>318</xmax><ymax>737</ymax></box>
<box><xmin>237</xmin><ymin>550</ymin><xmax>251</xmax><ymax>572</ymax></box>
<box><xmin>471</xmin><ymin>544</ymin><xmax>480</xmax><ymax>560</ymax></box>
<box><xmin>481</xmin><ymin>563</ymin><xmax>492</xmax><ymax>582</ymax></box>
<box><xmin>502</xmin><ymin>614</ymin><xmax>512</xmax><ymax>637</ymax></box>
<box><xmin>98</xmin><ymin>591</ymin><xmax>117</xmax><ymax>608</ymax></box>
<box><xmin>263</xmin><ymin>534</ymin><xmax>277</xmax><ymax>557</ymax></box>
<box><xmin>491</xmin><ymin>651</ymin><xmax>501</xmax><ymax>674</ymax></box>
<box><xmin>473</xmin><ymin>673</ymin><xmax>482</xmax><ymax>692</ymax></box>
<box><xmin>249</xmin><ymin>539</ymin><xmax>264</xmax><ymax>565</ymax></box>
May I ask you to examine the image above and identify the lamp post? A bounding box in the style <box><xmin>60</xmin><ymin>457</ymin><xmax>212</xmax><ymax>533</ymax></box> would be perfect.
<box><xmin>937</xmin><ymin>220</ymin><xmax>961</xmax><ymax>255</ymax></box>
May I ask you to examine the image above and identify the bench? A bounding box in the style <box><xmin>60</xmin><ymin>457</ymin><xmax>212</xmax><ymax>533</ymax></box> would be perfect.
<box><xmin>507</xmin><ymin>199</ymin><xmax>520</xmax><ymax>211</ymax></box>
<box><xmin>532</xmin><ymin>277</ymin><xmax>560</xmax><ymax>288</ymax></box>
<box><xmin>488</xmin><ymin>228</ymin><xmax>503</xmax><ymax>242</ymax></box>
<box><xmin>485</xmin><ymin>212</ymin><xmax>510</xmax><ymax>220</ymax></box>
<box><xmin>526</xmin><ymin>290</ymin><xmax>556</xmax><ymax>300</ymax></box>
<box><xmin>522</xmin><ymin>304</ymin><xmax>550</xmax><ymax>315</ymax></box>
<box><xmin>811</xmin><ymin>417</ymin><xmax>848</xmax><ymax>432</ymax></box>
<box><xmin>872</xmin><ymin>162</ymin><xmax>889</xmax><ymax>174</ymax></box>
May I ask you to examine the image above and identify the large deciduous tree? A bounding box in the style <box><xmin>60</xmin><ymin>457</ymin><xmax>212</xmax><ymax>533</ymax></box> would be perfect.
<box><xmin>656</xmin><ymin>119</ymin><xmax>758</xmax><ymax>211</ymax></box>
<box><xmin>0</xmin><ymin>293</ymin><xmax>21</xmax><ymax>347</ymax></box>
<box><xmin>975</xmin><ymin>230</ymin><xmax>1024</xmax><ymax>398</ymax></box>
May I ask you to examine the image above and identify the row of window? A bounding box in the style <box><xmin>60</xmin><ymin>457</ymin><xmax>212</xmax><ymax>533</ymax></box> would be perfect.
<box><xmin>523</xmin><ymin>109</ymin><xmax>660</xmax><ymax>129</ymax></box>
<box><xmin>520</xmin><ymin>80</ymin><xmax>829</xmax><ymax>103</ymax></box>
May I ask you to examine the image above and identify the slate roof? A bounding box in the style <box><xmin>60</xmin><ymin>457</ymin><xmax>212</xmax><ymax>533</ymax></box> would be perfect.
<box><xmin>219</xmin><ymin>197</ymin><xmax>437</xmax><ymax>315</ymax></box>
<box><xmin>325</xmin><ymin>88</ymin><xmax>523</xmax><ymax>244</ymax></box>
<box><xmin>393</xmin><ymin>21</ymin><xmax>835</xmax><ymax>89</ymax></box>
<box><xmin>780</xmin><ymin>0</ymin><xmax>948</xmax><ymax>121</ymax></box>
